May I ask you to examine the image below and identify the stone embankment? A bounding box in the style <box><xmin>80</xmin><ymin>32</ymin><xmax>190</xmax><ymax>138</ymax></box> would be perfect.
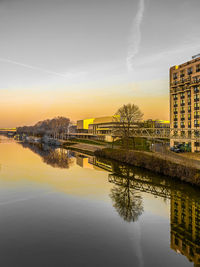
<box><xmin>94</xmin><ymin>148</ymin><xmax>200</xmax><ymax>186</ymax></box>
<box><xmin>63</xmin><ymin>142</ymin><xmax>104</xmax><ymax>155</ymax></box>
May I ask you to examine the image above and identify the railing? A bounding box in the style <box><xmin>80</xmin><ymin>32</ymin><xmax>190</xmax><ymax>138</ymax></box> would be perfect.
<box><xmin>111</xmin><ymin>128</ymin><xmax>200</xmax><ymax>140</ymax></box>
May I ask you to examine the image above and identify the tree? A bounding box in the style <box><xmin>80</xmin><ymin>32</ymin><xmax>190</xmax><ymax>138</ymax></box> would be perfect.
<box><xmin>17</xmin><ymin>116</ymin><xmax>71</xmax><ymax>137</ymax></box>
<box><xmin>113</xmin><ymin>103</ymin><xmax>143</xmax><ymax>149</ymax></box>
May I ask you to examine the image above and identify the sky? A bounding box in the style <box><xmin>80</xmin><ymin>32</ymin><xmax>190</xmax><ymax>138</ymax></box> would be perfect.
<box><xmin>0</xmin><ymin>0</ymin><xmax>200</xmax><ymax>127</ymax></box>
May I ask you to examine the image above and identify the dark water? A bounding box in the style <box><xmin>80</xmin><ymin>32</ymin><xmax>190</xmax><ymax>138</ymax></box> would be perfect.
<box><xmin>0</xmin><ymin>136</ymin><xmax>199</xmax><ymax>267</ymax></box>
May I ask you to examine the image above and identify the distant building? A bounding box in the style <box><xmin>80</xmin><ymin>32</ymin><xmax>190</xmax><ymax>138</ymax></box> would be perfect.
<box><xmin>75</xmin><ymin>116</ymin><xmax>170</xmax><ymax>142</ymax></box>
<box><xmin>77</xmin><ymin>118</ymin><xmax>94</xmax><ymax>133</ymax></box>
<box><xmin>170</xmin><ymin>55</ymin><xmax>200</xmax><ymax>152</ymax></box>
<box><xmin>76</xmin><ymin>116</ymin><xmax>116</xmax><ymax>141</ymax></box>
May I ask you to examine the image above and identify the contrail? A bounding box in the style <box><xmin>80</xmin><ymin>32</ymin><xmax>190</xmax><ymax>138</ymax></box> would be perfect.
<box><xmin>127</xmin><ymin>0</ymin><xmax>145</xmax><ymax>72</ymax></box>
<box><xmin>0</xmin><ymin>57</ymin><xmax>71</xmax><ymax>78</ymax></box>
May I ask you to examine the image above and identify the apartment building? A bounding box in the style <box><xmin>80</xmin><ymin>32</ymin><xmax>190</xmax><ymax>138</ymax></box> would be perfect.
<box><xmin>170</xmin><ymin>55</ymin><xmax>200</xmax><ymax>152</ymax></box>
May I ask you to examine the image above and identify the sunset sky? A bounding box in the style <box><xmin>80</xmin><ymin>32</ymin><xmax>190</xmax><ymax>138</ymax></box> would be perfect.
<box><xmin>0</xmin><ymin>0</ymin><xmax>200</xmax><ymax>127</ymax></box>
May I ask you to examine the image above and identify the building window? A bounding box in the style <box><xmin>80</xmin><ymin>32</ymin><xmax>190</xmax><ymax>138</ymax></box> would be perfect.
<box><xmin>174</xmin><ymin>122</ymin><xmax>178</xmax><ymax>128</ymax></box>
<box><xmin>180</xmin><ymin>99</ymin><xmax>185</xmax><ymax>106</ymax></box>
<box><xmin>194</xmin><ymin>94</ymin><xmax>200</xmax><ymax>102</ymax></box>
<box><xmin>194</xmin><ymin>120</ymin><xmax>199</xmax><ymax>127</ymax></box>
<box><xmin>173</xmin><ymin>73</ymin><xmax>178</xmax><ymax>79</ymax></box>
<box><xmin>187</xmin><ymin>90</ymin><xmax>191</xmax><ymax>97</ymax></box>
<box><xmin>188</xmin><ymin>67</ymin><xmax>193</xmax><ymax>75</ymax></box>
<box><xmin>181</xmin><ymin>122</ymin><xmax>185</xmax><ymax>128</ymax></box>
<box><xmin>196</xmin><ymin>64</ymin><xmax>200</xmax><ymax>72</ymax></box>
<box><xmin>194</xmin><ymin>86</ymin><xmax>199</xmax><ymax>94</ymax></box>
<box><xmin>180</xmin><ymin>70</ymin><xmax>185</xmax><ymax>77</ymax></box>
<box><xmin>194</xmin><ymin>111</ymin><xmax>200</xmax><ymax>119</ymax></box>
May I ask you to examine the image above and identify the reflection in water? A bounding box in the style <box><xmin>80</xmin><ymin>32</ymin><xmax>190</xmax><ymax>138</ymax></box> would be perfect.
<box><xmin>43</xmin><ymin>149</ymin><xmax>74</xmax><ymax>169</ymax></box>
<box><xmin>21</xmin><ymin>143</ymin><xmax>75</xmax><ymax>169</ymax></box>
<box><xmin>7</xmin><ymin>140</ymin><xmax>200</xmax><ymax>266</ymax></box>
<box><xmin>109</xmin><ymin>166</ymin><xmax>143</xmax><ymax>222</ymax></box>
<box><xmin>92</xmin><ymin>157</ymin><xmax>200</xmax><ymax>266</ymax></box>
<box><xmin>171</xmin><ymin>191</ymin><xmax>200</xmax><ymax>266</ymax></box>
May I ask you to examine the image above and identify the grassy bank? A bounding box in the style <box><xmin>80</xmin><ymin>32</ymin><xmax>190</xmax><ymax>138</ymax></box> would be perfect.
<box><xmin>94</xmin><ymin>148</ymin><xmax>200</xmax><ymax>186</ymax></box>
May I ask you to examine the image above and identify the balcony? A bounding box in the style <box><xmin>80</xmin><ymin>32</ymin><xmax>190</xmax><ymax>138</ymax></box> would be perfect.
<box><xmin>191</xmin><ymin>79</ymin><xmax>200</xmax><ymax>85</ymax></box>
<box><xmin>184</xmin><ymin>77</ymin><xmax>191</xmax><ymax>83</ymax></box>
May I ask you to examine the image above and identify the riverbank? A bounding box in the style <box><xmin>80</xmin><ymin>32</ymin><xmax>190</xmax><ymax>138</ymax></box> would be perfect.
<box><xmin>63</xmin><ymin>142</ymin><xmax>105</xmax><ymax>155</ymax></box>
<box><xmin>94</xmin><ymin>148</ymin><xmax>200</xmax><ymax>186</ymax></box>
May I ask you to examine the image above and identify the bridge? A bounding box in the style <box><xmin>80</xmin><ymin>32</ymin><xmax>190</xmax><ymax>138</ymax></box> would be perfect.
<box><xmin>0</xmin><ymin>128</ymin><xmax>16</xmax><ymax>134</ymax></box>
<box><xmin>112</xmin><ymin>128</ymin><xmax>200</xmax><ymax>141</ymax></box>
<box><xmin>66</xmin><ymin>128</ymin><xmax>200</xmax><ymax>141</ymax></box>
<box><xmin>108</xmin><ymin>173</ymin><xmax>172</xmax><ymax>199</ymax></box>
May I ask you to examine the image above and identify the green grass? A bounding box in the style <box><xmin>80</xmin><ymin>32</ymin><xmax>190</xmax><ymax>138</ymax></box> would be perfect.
<box><xmin>68</xmin><ymin>138</ymin><xmax>106</xmax><ymax>146</ymax></box>
<box><xmin>112</xmin><ymin>137</ymin><xmax>150</xmax><ymax>151</ymax></box>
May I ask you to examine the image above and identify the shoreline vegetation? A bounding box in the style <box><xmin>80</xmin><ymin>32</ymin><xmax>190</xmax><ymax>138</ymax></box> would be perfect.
<box><xmin>62</xmin><ymin>139</ymin><xmax>200</xmax><ymax>186</ymax></box>
<box><xmin>94</xmin><ymin>148</ymin><xmax>200</xmax><ymax>186</ymax></box>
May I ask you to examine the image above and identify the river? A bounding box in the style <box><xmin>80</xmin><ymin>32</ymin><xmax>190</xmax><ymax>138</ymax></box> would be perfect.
<box><xmin>0</xmin><ymin>136</ymin><xmax>199</xmax><ymax>267</ymax></box>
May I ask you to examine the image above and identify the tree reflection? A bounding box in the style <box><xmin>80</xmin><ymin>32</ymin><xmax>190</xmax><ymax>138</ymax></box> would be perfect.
<box><xmin>109</xmin><ymin>166</ymin><xmax>143</xmax><ymax>222</ymax></box>
<box><xmin>20</xmin><ymin>143</ymin><xmax>74</xmax><ymax>169</ymax></box>
<box><xmin>43</xmin><ymin>148</ymin><xmax>74</xmax><ymax>169</ymax></box>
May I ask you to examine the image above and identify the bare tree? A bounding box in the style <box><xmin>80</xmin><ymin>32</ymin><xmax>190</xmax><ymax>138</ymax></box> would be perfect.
<box><xmin>113</xmin><ymin>103</ymin><xmax>143</xmax><ymax>149</ymax></box>
<box><xmin>17</xmin><ymin>116</ymin><xmax>70</xmax><ymax>137</ymax></box>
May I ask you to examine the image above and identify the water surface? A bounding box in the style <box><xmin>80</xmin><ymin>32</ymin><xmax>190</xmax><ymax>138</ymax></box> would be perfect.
<box><xmin>0</xmin><ymin>136</ymin><xmax>199</xmax><ymax>267</ymax></box>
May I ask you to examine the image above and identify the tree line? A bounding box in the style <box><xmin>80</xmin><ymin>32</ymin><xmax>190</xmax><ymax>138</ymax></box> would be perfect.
<box><xmin>17</xmin><ymin>116</ymin><xmax>71</xmax><ymax>136</ymax></box>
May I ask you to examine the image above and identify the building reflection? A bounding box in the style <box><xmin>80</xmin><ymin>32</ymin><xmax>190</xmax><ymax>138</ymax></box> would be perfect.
<box><xmin>170</xmin><ymin>191</ymin><xmax>200</xmax><ymax>266</ymax></box>
<box><xmin>91</xmin><ymin>157</ymin><xmax>200</xmax><ymax>265</ymax></box>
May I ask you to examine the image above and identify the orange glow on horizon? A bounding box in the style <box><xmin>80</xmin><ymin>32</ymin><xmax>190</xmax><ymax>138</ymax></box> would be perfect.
<box><xmin>0</xmin><ymin>81</ymin><xmax>169</xmax><ymax>127</ymax></box>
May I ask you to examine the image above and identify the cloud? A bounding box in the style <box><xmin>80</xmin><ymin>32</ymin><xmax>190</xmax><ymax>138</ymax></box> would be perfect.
<box><xmin>127</xmin><ymin>0</ymin><xmax>145</xmax><ymax>72</ymax></box>
<box><xmin>0</xmin><ymin>57</ymin><xmax>88</xmax><ymax>80</ymax></box>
